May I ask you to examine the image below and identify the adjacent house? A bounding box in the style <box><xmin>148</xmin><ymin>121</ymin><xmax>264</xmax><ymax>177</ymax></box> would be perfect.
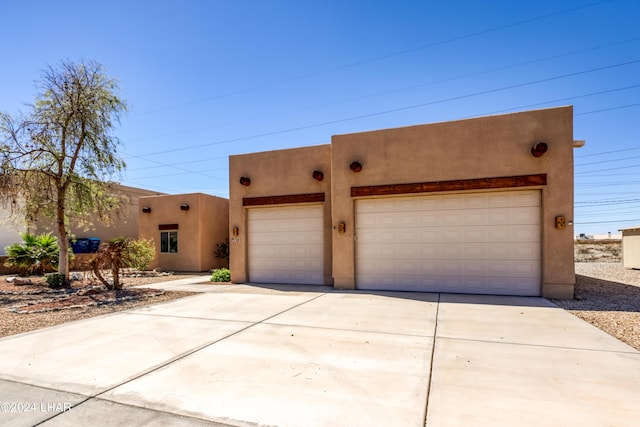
<box><xmin>138</xmin><ymin>193</ymin><xmax>229</xmax><ymax>272</ymax></box>
<box><xmin>619</xmin><ymin>226</ymin><xmax>640</xmax><ymax>269</ymax></box>
<box><xmin>230</xmin><ymin>106</ymin><xmax>580</xmax><ymax>298</ymax></box>
<box><xmin>0</xmin><ymin>184</ymin><xmax>164</xmax><ymax>256</ymax></box>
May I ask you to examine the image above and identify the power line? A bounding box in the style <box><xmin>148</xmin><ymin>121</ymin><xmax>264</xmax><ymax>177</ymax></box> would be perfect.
<box><xmin>575</xmin><ymin>153</ymin><xmax>640</xmax><ymax>168</ymax></box>
<box><xmin>466</xmin><ymin>83</ymin><xmax>640</xmax><ymax>118</ymax></box>
<box><xmin>576</xmin><ymin>191</ymin><xmax>640</xmax><ymax>196</ymax></box>
<box><xmin>127</xmin><ymin>79</ymin><xmax>640</xmax><ymax>148</ymax></box>
<box><xmin>576</xmin><ymin>103</ymin><xmax>640</xmax><ymax>116</ymax></box>
<box><xmin>124</xmin><ymin>38</ymin><xmax>640</xmax><ymax>146</ymax></box>
<box><xmin>577</xmin><ymin>210</ymin><xmax>640</xmax><ymax>216</ymax></box>
<box><xmin>576</xmin><ymin>181</ymin><xmax>640</xmax><ymax>186</ymax></box>
<box><xmin>574</xmin><ymin>219</ymin><xmax>640</xmax><ymax>224</ymax></box>
<box><xmin>575</xmin><ymin>147</ymin><xmax>640</xmax><ymax>158</ymax></box>
<box><xmin>575</xmin><ymin>163</ymin><xmax>640</xmax><ymax>175</ymax></box>
<box><xmin>128</xmin><ymin>155</ymin><xmax>228</xmax><ymax>172</ymax></box>
<box><xmin>130</xmin><ymin>0</ymin><xmax>614</xmax><ymax>117</ymax></box>
<box><xmin>126</xmin><ymin>58</ymin><xmax>640</xmax><ymax>159</ymax></box>
<box><xmin>130</xmin><ymin>168</ymin><xmax>228</xmax><ymax>181</ymax></box>
<box><xmin>576</xmin><ymin>172</ymin><xmax>640</xmax><ymax>177</ymax></box>
<box><xmin>575</xmin><ymin>198</ymin><xmax>640</xmax><ymax>205</ymax></box>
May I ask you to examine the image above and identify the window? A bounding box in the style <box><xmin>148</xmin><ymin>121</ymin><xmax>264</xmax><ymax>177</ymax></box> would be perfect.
<box><xmin>160</xmin><ymin>231</ymin><xmax>178</xmax><ymax>253</ymax></box>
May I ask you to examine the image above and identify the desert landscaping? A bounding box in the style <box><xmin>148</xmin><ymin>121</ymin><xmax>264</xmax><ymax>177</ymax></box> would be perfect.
<box><xmin>1</xmin><ymin>240</ymin><xmax>639</xmax><ymax>351</ymax></box>
<box><xmin>553</xmin><ymin>240</ymin><xmax>640</xmax><ymax>351</ymax></box>
<box><xmin>0</xmin><ymin>272</ymin><xmax>203</xmax><ymax>337</ymax></box>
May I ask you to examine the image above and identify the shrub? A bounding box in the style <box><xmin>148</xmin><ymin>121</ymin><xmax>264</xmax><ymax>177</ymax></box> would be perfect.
<box><xmin>4</xmin><ymin>233</ymin><xmax>60</xmax><ymax>275</ymax></box>
<box><xmin>44</xmin><ymin>273</ymin><xmax>66</xmax><ymax>289</ymax></box>
<box><xmin>89</xmin><ymin>237</ymin><xmax>131</xmax><ymax>290</ymax></box>
<box><xmin>210</xmin><ymin>268</ymin><xmax>231</xmax><ymax>282</ymax></box>
<box><xmin>126</xmin><ymin>237</ymin><xmax>156</xmax><ymax>271</ymax></box>
<box><xmin>214</xmin><ymin>238</ymin><xmax>229</xmax><ymax>267</ymax></box>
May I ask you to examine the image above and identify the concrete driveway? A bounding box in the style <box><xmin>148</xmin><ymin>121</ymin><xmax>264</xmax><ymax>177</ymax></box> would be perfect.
<box><xmin>0</xmin><ymin>279</ymin><xmax>639</xmax><ymax>427</ymax></box>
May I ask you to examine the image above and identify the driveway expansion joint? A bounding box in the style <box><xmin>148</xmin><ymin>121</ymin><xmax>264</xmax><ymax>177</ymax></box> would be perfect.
<box><xmin>423</xmin><ymin>292</ymin><xmax>441</xmax><ymax>426</ymax></box>
<box><xmin>34</xmin><ymin>289</ymin><xmax>333</xmax><ymax>425</ymax></box>
<box><xmin>436</xmin><ymin>335</ymin><xmax>640</xmax><ymax>354</ymax></box>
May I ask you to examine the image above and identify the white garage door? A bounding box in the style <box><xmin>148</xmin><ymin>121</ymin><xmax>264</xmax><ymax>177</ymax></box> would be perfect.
<box><xmin>356</xmin><ymin>190</ymin><xmax>541</xmax><ymax>296</ymax></box>
<box><xmin>248</xmin><ymin>204</ymin><xmax>324</xmax><ymax>285</ymax></box>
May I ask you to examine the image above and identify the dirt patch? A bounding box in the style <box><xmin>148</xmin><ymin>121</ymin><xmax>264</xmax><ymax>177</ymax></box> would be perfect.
<box><xmin>574</xmin><ymin>240</ymin><xmax>621</xmax><ymax>263</ymax></box>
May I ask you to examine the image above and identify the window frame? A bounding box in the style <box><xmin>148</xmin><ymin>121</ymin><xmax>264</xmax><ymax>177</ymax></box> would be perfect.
<box><xmin>160</xmin><ymin>230</ymin><xmax>178</xmax><ymax>253</ymax></box>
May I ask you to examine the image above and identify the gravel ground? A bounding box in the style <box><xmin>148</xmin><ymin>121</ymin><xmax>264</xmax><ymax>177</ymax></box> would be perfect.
<box><xmin>0</xmin><ymin>274</ymin><xmax>206</xmax><ymax>338</ymax></box>
<box><xmin>551</xmin><ymin>262</ymin><xmax>640</xmax><ymax>351</ymax></box>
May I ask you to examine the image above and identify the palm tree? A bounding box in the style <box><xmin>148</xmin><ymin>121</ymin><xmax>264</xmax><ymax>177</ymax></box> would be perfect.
<box><xmin>4</xmin><ymin>233</ymin><xmax>60</xmax><ymax>275</ymax></box>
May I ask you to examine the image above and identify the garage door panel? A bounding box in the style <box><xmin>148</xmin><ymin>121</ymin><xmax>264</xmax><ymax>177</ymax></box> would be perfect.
<box><xmin>356</xmin><ymin>190</ymin><xmax>541</xmax><ymax>296</ymax></box>
<box><xmin>487</xmin><ymin>191</ymin><xmax>540</xmax><ymax>208</ymax></box>
<box><xmin>250</xmin><ymin>232</ymin><xmax>322</xmax><ymax>246</ymax></box>
<box><xmin>486</xmin><ymin>243</ymin><xmax>539</xmax><ymax>260</ymax></box>
<box><xmin>250</xmin><ymin>244</ymin><xmax>322</xmax><ymax>259</ymax></box>
<box><xmin>251</xmin><ymin>207</ymin><xmax>322</xmax><ymax>220</ymax></box>
<box><xmin>248</xmin><ymin>205</ymin><xmax>324</xmax><ymax>285</ymax></box>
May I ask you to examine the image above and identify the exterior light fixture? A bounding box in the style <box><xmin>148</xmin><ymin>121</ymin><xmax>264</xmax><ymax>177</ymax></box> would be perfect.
<box><xmin>350</xmin><ymin>161</ymin><xmax>363</xmax><ymax>173</ymax></box>
<box><xmin>180</xmin><ymin>204</ymin><xmax>190</xmax><ymax>211</ymax></box>
<box><xmin>531</xmin><ymin>142</ymin><xmax>548</xmax><ymax>157</ymax></box>
<box><xmin>232</xmin><ymin>226</ymin><xmax>239</xmax><ymax>237</ymax></box>
<box><xmin>142</xmin><ymin>207</ymin><xmax>152</xmax><ymax>213</ymax></box>
<box><xmin>312</xmin><ymin>170</ymin><xmax>324</xmax><ymax>181</ymax></box>
<box><xmin>240</xmin><ymin>176</ymin><xmax>251</xmax><ymax>186</ymax></box>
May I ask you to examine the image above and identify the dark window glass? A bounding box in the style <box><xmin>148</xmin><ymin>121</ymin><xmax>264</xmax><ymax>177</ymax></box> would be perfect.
<box><xmin>160</xmin><ymin>231</ymin><xmax>177</xmax><ymax>253</ymax></box>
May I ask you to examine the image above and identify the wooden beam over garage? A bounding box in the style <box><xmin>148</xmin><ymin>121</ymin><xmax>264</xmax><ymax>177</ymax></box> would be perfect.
<box><xmin>243</xmin><ymin>192</ymin><xmax>325</xmax><ymax>206</ymax></box>
<box><xmin>351</xmin><ymin>174</ymin><xmax>547</xmax><ymax>197</ymax></box>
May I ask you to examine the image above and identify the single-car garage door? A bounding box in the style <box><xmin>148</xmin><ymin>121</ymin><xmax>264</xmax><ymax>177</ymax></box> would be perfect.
<box><xmin>248</xmin><ymin>204</ymin><xmax>324</xmax><ymax>285</ymax></box>
<box><xmin>355</xmin><ymin>190</ymin><xmax>541</xmax><ymax>295</ymax></box>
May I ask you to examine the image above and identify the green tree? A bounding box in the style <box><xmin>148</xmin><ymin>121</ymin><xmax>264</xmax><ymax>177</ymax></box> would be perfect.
<box><xmin>0</xmin><ymin>60</ymin><xmax>127</xmax><ymax>283</ymax></box>
<box><xmin>4</xmin><ymin>233</ymin><xmax>60</xmax><ymax>275</ymax></box>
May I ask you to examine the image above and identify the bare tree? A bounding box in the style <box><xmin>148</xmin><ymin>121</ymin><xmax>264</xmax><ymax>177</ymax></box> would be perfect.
<box><xmin>0</xmin><ymin>60</ymin><xmax>127</xmax><ymax>282</ymax></box>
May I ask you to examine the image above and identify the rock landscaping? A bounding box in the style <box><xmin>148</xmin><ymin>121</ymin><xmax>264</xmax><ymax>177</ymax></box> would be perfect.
<box><xmin>0</xmin><ymin>272</ymin><xmax>201</xmax><ymax>337</ymax></box>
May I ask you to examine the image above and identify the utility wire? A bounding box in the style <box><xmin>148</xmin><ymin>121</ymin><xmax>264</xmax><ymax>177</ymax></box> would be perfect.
<box><xmin>576</xmin><ymin>147</ymin><xmax>640</xmax><ymax>158</ymax></box>
<box><xmin>576</xmin><ymin>154</ymin><xmax>640</xmax><ymax>167</ymax></box>
<box><xmin>576</xmin><ymin>198</ymin><xmax>640</xmax><ymax>205</ymax></box>
<box><xmin>126</xmin><ymin>58</ymin><xmax>640</xmax><ymax>158</ymax></box>
<box><xmin>574</xmin><ymin>219</ymin><xmax>640</xmax><ymax>224</ymax></box>
<box><xmin>575</xmin><ymin>163</ymin><xmax>640</xmax><ymax>175</ymax></box>
<box><xmin>131</xmin><ymin>0</ymin><xmax>613</xmax><ymax>117</ymax></box>
<box><xmin>576</xmin><ymin>103</ymin><xmax>640</xmax><ymax>115</ymax></box>
<box><xmin>126</xmin><ymin>37</ymin><xmax>640</xmax><ymax>145</ymax></box>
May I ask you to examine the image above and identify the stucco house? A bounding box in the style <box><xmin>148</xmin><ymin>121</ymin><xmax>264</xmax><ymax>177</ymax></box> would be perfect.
<box><xmin>229</xmin><ymin>106</ymin><xmax>580</xmax><ymax>298</ymax></box>
<box><xmin>619</xmin><ymin>226</ymin><xmax>640</xmax><ymax>269</ymax></box>
<box><xmin>0</xmin><ymin>184</ymin><xmax>164</xmax><ymax>256</ymax></box>
<box><xmin>138</xmin><ymin>193</ymin><xmax>229</xmax><ymax>272</ymax></box>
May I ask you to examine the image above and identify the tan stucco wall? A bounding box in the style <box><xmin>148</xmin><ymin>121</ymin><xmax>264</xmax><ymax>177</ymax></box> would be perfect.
<box><xmin>71</xmin><ymin>185</ymin><xmax>165</xmax><ymax>241</ymax></box>
<box><xmin>0</xmin><ymin>203</ymin><xmax>25</xmax><ymax>256</ymax></box>
<box><xmin>138</xmin><ymin>193</ymin><xmax>229</xmax><ymax>272</ymax></box>
<box><xmin>1</xmin><ymin>184</ymin><xmax>163</xmax><ymax>254</ymax></box>
<box><xmin>331</xmin><ymin>106</ymin><xmax>575</xmax><ymax>298</ymax></box>
<box><xmin>200</xmin><ymin>193</ymin><xmax>231</xmax><ymax>271</ymax></box>
<box><xmin>621</xmin><ymin>229</ymin><xmax>640</xmax><ymax>269</ymax></box>
<box><xmin>229</xmin><ymin>145</ymin><xmax>333</xmax><ymax>284</ymax></box>
<box><xmin>229</xmin><ymin>106</ymin><xmax>577</xmax><ymax>298</ymax></box>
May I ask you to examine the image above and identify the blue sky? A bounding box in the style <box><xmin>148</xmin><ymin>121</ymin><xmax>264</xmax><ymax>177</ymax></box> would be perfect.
<box><xmin>1</xmin><ymin>0</ymin><xmax>639</xmax><ymax>234</ymax></box>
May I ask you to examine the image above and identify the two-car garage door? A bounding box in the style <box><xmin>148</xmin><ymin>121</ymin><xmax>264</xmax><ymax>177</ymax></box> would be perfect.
<box><xmin>355</xmin><ymin>190</ymin><xmax>541</xmax><ymax>296</ymax></box>
<box><xmin>246</xmin><ymin>190</ymin><xmax>541</xmax><ymax>295</ymax></box>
